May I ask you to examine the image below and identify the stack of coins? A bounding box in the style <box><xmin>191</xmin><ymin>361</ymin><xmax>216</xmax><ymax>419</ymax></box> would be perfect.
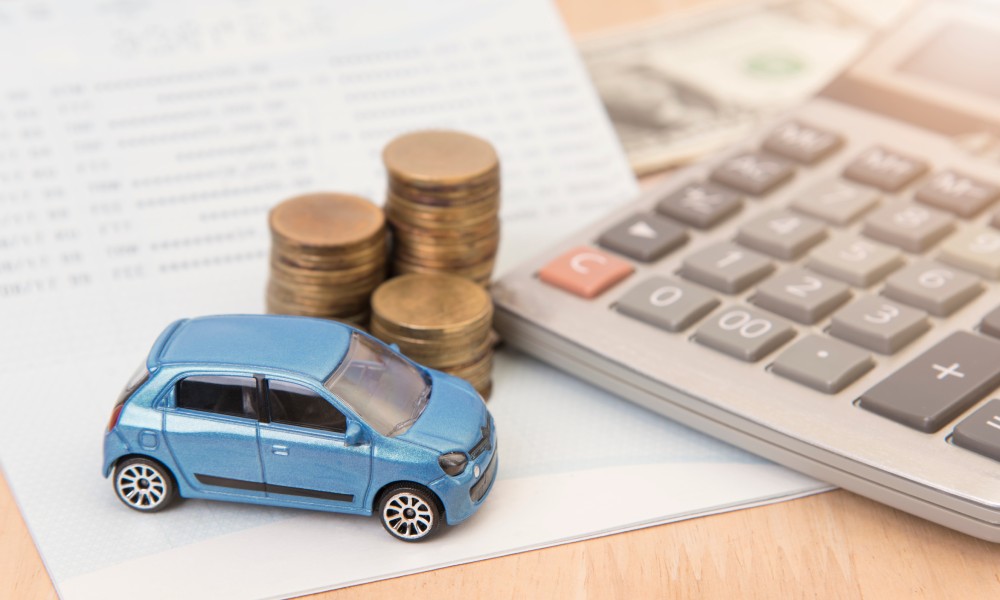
<box><xmin>383</xmin><ymin>130</ymin><xmax>500</xmax><ymax>286</ymax></box>
<box><xmin>370</xmin><ymin>274</ymin><xmax>495</xmax><ymax>398</ymax></box>
<box><xmin>267</xmin><ymin>193</ymin><xmax>387</xmax><ymax>326</ymax></box>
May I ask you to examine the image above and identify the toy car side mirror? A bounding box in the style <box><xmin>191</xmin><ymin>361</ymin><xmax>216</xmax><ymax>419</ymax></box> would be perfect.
<box><xmin>389</xmin><ymin>342</ymin><xmax>400</xmax><ymax>352</ymax></box>
<box><xmin>345</xmin><ymin>420</ymin><xmax>366</xmax><ymax>446</ymax></box>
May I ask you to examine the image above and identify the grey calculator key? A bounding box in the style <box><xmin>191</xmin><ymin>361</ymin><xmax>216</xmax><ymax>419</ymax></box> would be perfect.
<box><xmin>806</xmin><ymin>236</ymin><xmax>904</xmax><ymax>287</ymax></box>
<box><xmin>736</xmin><ymin>210</ymin><xmax>827</xmax><ymax>260</ymax></box>
<box><xmin>843</xmin><ymin>146</ymin><xmax>928</xmax><ymax>192</ymax></box>
<box><xmin>952</xmin><ymin>399</ymin><xmax>1000</xmax><ymax>462</ymax></box>
<box><xmin>790</xmin><ymin>179</ymin><xmax>880</xmax><ymax>226</ymax></box>
<box><xmin>679</xmin><ymin>242</ymin><xmax>775</xmax><ymax>294</ymax></box>
<box><xmin>862</xmin><ymin>203</ymin><xmax>955</xmax><ymax>252</ymax></box>
<box><xmin>979</xmin><ymin>305</ymin><xmax>1000</xmax><ymax>339</ymax></box>
<box><xmin>598</xmin><ymin>213</ymin><xmax>688</xmax><ymax>263</ymax></box>
<box><xmin>939</xmin><ymin>227</ymin><xmax>1000</xmax><ymax>280</ymax></box>
<box><xmin>915</xmin><ymin>171</ymin><xmax>1000</xmax><ymax>218</ymax></box>
<box><xmin>882</xmin><ymin>261</ymin><xmax>982</xmax><ymax>317</ymax></box>
<box><xmin>709</xmin><ymin>152</ymin><xmax>794</xmax><ymax>196</ymax></box>
<box><xmin>656</xmin><ymin>182</ymin><xmax>742</xmax><ymax>229</ymax></box>
<box><xmin>694</xmin><ymin>305</ymin><xmax>796</xmax><ymax>362</ymax></box>
<box><xmin>860</xmin><ymin>332</ymin><xmax>1000</xmax><ymax>432</ymax></box>
<box><xmin>752</xmin><ymin>268</ymin><xmax>850</xmax><ymax>324</ymax></box>
<box><xmin>772</xmin><ymin>335</ymin><xmax>874</xmax><ymax>393</ymax></box>
<box><xmin>615</xmin><ymin>276</ymin><xmax>719</xmax><ymax>332</ymax></box>
<box><xmin>829</xmin><ymin>295</ymin><xmax>930</xmax><ymax>354</ymax></box>
<box><xmin>762</xmin><ymin>121</ymin><xmax>843</xmax><ymax>165</ymax></box>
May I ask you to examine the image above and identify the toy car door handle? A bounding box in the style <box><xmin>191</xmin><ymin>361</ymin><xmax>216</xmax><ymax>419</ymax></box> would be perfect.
<box><xmin>271</xmin><ymin>444</ymin><xmax>289</xmax><ymax>456</ymax></box>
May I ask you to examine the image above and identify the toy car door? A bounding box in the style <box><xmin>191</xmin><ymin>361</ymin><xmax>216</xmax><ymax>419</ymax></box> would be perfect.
<box><xmin>257</xmin><ymin>378</ymin><xmax>372</xmax><ymax>510</ymax></box>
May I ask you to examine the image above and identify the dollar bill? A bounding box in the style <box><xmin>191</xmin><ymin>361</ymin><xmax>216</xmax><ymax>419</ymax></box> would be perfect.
<box><xmin>579</xmin><ymin>0</ymin><xmax>914</xmax><ymax>175</ymax></box>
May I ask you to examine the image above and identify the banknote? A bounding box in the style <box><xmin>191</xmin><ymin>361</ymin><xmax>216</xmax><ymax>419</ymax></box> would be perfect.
<box><xmin>580</xmin><ymin>0</ymin><xmax>914</xmax><ymax>174</ymax></box>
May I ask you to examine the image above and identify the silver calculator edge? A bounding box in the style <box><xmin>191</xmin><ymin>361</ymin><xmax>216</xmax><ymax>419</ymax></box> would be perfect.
<box><xmin>491</xmin><ymin>96</ymin><xmax>1000</xmax><ymax>543</ymax></box>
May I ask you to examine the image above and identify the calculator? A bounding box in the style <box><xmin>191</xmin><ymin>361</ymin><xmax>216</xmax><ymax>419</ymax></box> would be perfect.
<box><xmin>492</xmin><ymin>0</ymin><xmax>1000</xmax><ymax>542</ymax></box>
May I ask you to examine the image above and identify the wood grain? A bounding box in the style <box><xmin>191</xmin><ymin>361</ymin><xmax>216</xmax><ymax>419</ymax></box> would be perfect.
<box><xmin>3</xmin><ymin>1</ymin><xmax>1000</xmax><ymax>599</ymax></box>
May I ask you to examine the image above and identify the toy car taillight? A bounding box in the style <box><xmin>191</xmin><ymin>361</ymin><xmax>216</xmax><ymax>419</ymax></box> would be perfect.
<box><xmin>107</xmin><ymin>403</ymin><xmax>124</xmax><ymax>432</ymax></box>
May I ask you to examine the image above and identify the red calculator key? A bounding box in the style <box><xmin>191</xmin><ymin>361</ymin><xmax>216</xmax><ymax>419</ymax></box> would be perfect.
<box><xmin>538</xmin><ymin>246</ymin><xmax>634</xmax><ymax>298</ymax></box>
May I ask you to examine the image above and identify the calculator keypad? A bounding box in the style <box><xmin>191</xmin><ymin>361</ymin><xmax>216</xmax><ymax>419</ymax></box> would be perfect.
<box><xmin>843</xmin><ymin>146</ymin><xmax>928</xmax><ymax>191</ymax></box>
<box><xmin>709</xmin><ymin>152</ymin><xmax>795</xmax><ymax>196</ymax></box>
<box><xmin>915</xmin><ymin>171</ymin><xmax>1000</xmax><ymax>218</ymax></box>
<box><xmin>789</xmin><ymin>178</ymin><xmax>880</xmax><ymax>226</ymax></box>
<box><xmin>655</xmin><ymin>182</ymin><xmax>742</xmax><ymax>229</ymax></box>
<box><xmin>771</xmin><ymin>334</ymin><xmax>873</xmax><ymax>393</ymax></box>
<box><xmin>860</xmin><ymin>332</ymin><xmax>1000</xmax><ymax>432</ymax></box>
<box><xmin>680</xmin><ymin>242</ymin><xmax>775</xmax><ymax>294</ymax></box>
<box><xmin>597</xmin><ymin>213</ymin><xmax>688</xmax><ymax>262</ymax></box>
<box><xmin>693</xmin><ymin>306</ymin><xmax>796</xmax><ymax>361</ymax></box>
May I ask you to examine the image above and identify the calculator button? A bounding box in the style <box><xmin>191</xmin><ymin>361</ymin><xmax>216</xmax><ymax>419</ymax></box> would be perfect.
<box><xmin>538</xmin><ymin>246</ymin><xmax>634</xmax><ymax>299</ymax></box>
<box><xmin>679</xmin><ymin>242</ymin><xmax>775</xmax><ymax>294</ymax></box>
<box><xmin>939</xmin><ymin>227</ymin><xmax>1000</xmax><ymax>280</ymax></box>
<box><xmin>789</xmin><ymin>179</ymin><xmax>880</xmax><ymax>226</ymax></box>
<box><xmin>843</xmin><ymin>146</ymin><xmax>928</xmax><ymax>192</ymax></box>
<box><xmin>615</xmin><ymin>277</ymin><xmax>719</xmax><ymax>332</ymax></box>
<box><xmin>761</xmin><ymin>121</ymin><xmax>844</xmax><ymax>165</ymax></box>
<box><xmin>736</xmin><ymin>210</ymin><xmax>827</xmax><ymax>260</ymax></box>
<box><xmin>862</xmin><ymin>203</ymin><xmax>955</xmax><ymax>252</ymax></box>
<box><xmin>694</xmin><ymin>306</ymin><xmax>796</xmax><ymax>362</ymax></box>
<box><xmin>882</xmin><ymin>261</ymin><xmax>982</xmax><ymax>317</ymax></box>
<box><xmin>772</xmin><ymin>335</ymin><xmax>874</xmax><ymax>393</ymax></box>
<box><xmin>752</xmin><ymin>268</ymin><xmax>850</xmax><ymax>324</ymax></box>
<box><xmin>806</xmin><ymin>236</ymin><xmax>904</xmax><ymax>287</ymax></box>
<box><xmin>915</xmin><ymin>171</ymin><xmax>1000</xmax><ymax>218</ymax></box>
<box><xmin>979</xmin><ymin>305</ymin><xmax>1000</xmax><ymax>339</ymax></box>
<box><xmin>829</xmin><ymin>296</ymin><xmax>929</xmax><ymax>355</ymax></box>
<box><xmin>709</xmin><ymin>152</ymin><xmax>795</xmax><ymax>196</ymax></box>
<box><xmin>655</xmin><ymin>182</ymin><xmax>742</xmax><ymax>229</ymax></box>
<box><xmin>597</xmin><ymin>213</ymin><xmax>688</xmax><ymax>263</ymax></box>
<box><xmin>952</xmin><ymin>399</ymin><xmax>1000</xmax><ymax>462</ymax></box>
<box><xmin>859</xmin><ymin>332</ymin><xmax>1000</xmax><ymax>432</ymax></box>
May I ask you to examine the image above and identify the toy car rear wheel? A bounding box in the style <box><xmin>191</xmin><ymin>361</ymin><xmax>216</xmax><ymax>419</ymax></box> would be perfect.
<box><xmin>114</xmin><ymin>457</ymin><xmax>176</xmax><ymax>513</ymax></box>
<box><xmin>378</xmin><ymin>485</ymin><xmax>441</xmax><ymax>542</ymax></box>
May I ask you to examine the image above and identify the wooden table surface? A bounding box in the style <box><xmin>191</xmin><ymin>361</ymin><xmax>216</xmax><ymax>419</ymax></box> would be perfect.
<box><xmin>3</xmin><ymin>1</ymin><xmax>1000</xmax><ymax>598</ymax></box>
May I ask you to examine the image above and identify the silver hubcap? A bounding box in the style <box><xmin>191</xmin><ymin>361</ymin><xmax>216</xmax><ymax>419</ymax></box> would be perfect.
<box><xmin>383</xmin><ymin>492</ymin><xmax>433</xmax><ymax>539</ymax></box>
<box><xmin>117</xmin><ymin>464</ymin><xmax>167</xmax><ymax>509</ymax></box>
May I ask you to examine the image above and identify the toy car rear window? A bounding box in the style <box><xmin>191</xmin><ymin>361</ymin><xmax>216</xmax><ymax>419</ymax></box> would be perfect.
<box><xmin>114</xmin><ymin>362</ymin><xmax>150</xmax><ymax>408</ymax></box>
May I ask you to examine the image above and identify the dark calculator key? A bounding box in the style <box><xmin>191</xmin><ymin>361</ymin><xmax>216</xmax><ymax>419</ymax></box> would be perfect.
<box><xmin>979</xmin><ymin>305</ymin><xmax>1000</xmax><ymax>339</ymax></box>
<box><xmin>915</xmin><ymin>171</ymin><xmax>1000</xmax><ymax>218</ymax></box>
<box><xmin>844</xmin><ymin>147</ymin><xmax>928</xmax><ymax>192</ymax></box>
<box><xmin>615</xmin><ymin>276</ymin><xmax>719</xmax><ymax>332</ymax></box>
<box><xmin>859</xmin><ymin>332</ymin><xmax>1000</xmax><ymax>432</ymax></box>
<box><xmin>709</xmin><ymin>152</ymin><xmax>795</xmax><ymax>196</ymax></box>
<box><xmin>952</xmin><ymin>399</ymin><xmax>1000</xmax><ymax>462</ymax></box>
<box><xmin>762</xmin><ymin>121</ymin><xmax>844</xmax><ymax>164</ymax></box>
<box><xmin>597</xmin><ymin>213</ymin><xmax>688</xmax><ymax>263</ymax></box>
<box><xmin>656</xmin><ymin>182</ymin><xmax>742</xmax><ymax>229</ymax></box>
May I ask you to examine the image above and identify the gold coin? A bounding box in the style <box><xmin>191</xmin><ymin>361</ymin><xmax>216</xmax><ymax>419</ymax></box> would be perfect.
<box><xmin>270</xmin><ymin>193</ymin><xmax>385</xmax><ymax>251</ymax></box>
<box><xmin>371</xmin><ymin>274</ymin><xmax>492</xmax><ymax>339</ymax></box>
<box><xmin>383</xmin><ymin>130</ymin><xmax>499</xmax><ymax>189</ymax></box>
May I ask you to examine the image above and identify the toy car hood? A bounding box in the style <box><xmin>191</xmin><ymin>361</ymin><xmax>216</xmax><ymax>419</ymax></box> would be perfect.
<box><xmin>395</xmin><ymin>370</ymin><xmax>488</xmax><ymax>453</ymax></box>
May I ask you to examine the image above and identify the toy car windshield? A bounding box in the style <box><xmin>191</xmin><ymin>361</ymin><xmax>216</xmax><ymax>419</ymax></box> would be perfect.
<box><xmin>324</xmin><ymin>332</ymin><xmax>430</xmax><ymax>437</ymax></box>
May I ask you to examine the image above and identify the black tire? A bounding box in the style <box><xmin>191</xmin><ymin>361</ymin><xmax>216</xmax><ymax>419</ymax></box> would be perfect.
<box><xmin>377</xmin><ymin>485</ymin><xmax>441</xmax><ymax>542</ymax></box>
<box><xmin>113</xmin><ymin>457</ymin><xmax>177</xmax><ymax>513</ymax></box>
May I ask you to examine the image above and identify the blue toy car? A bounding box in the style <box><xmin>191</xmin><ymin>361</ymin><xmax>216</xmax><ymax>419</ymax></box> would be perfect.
<box><xmin>103</xmin><ymin>314</ymin><xmax>497</xmax><ymax>541</ymax></box>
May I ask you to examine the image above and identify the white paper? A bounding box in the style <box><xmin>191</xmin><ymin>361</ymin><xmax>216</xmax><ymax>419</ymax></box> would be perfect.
<box><xmin>0</xmin><ymin>1</ymin><xmax>826</xmax><ymax>598</ymax></box>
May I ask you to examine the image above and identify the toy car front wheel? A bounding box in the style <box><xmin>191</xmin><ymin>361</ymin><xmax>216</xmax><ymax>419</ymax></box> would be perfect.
<box><xmin>114</xmin><ymin>457</ymin><xmax>176</xmax><ymax>512</ymax></box>
<box><xmin>378</xmin><ymin>485</ymin><xmax>441</xmax><ymax>542</ymax></box>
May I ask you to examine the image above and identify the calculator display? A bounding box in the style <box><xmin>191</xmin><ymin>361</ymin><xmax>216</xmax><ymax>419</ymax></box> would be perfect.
<box><xmin>822</xmin><ymin>1</ymin><xmax>1000</xmax><ymax>138</ymax></box>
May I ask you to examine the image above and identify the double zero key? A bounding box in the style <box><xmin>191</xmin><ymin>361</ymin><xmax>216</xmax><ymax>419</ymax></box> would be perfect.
<box><xmin>860</xmin><ymin>332</ymin><xmax>1000</xmax><ymax>432</ymax></box>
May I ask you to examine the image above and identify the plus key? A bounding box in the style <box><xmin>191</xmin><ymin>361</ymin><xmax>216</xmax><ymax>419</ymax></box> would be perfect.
<box><xmin>859</xmin><ymin>332</ymin><xmax>1000</xmax><ymax>432</ymax></box>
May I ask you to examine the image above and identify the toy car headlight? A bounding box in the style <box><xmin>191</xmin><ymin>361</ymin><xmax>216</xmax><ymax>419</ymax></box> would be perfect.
<box><xmin>438</xmin><ymin>452</ymin><xmax>469</xmax><ymax>476</ymax></box>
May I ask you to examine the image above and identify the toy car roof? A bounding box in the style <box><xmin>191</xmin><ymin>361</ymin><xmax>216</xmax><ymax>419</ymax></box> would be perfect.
<box><xmin>149</xmin><ymin>314</ymin><xmax>353</xmax><ymax>381</ymax></box>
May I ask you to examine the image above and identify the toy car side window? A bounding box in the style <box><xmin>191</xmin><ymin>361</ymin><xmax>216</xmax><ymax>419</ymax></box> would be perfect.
<box><xmin>175</xmin><ymin>376</ymin><xmax>258</xmax><ymax>420</ymax></box>
<box><xmin>267</xmin><ymin>379</ymin><xmax>347</xmax><ymax>434</ymax></box>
